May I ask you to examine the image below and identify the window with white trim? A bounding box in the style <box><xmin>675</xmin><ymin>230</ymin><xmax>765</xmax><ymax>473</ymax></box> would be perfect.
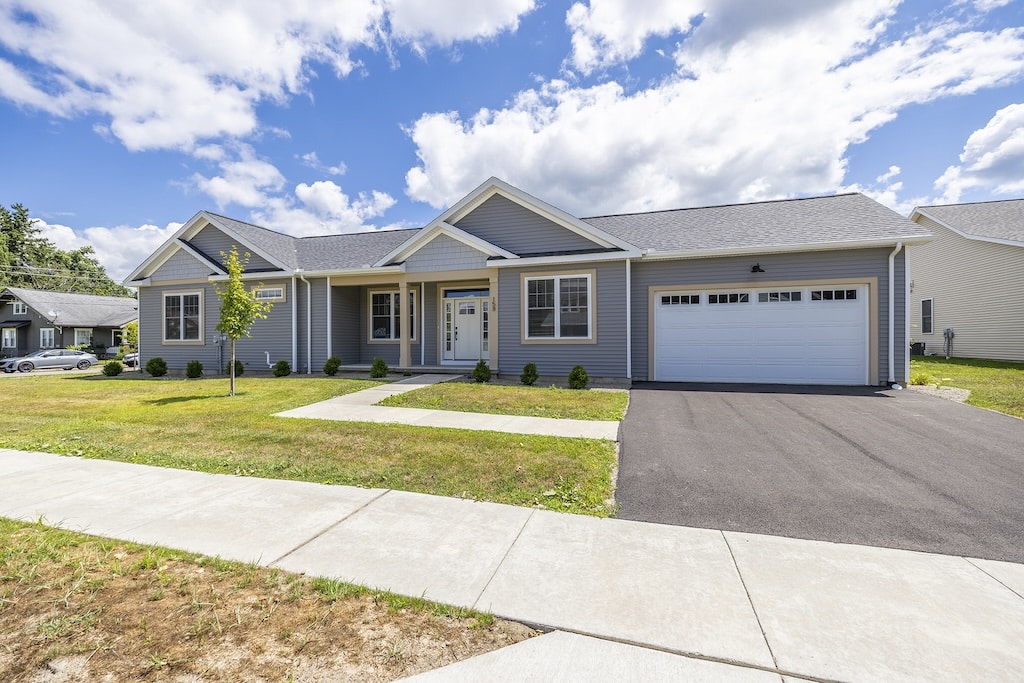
<box><xmin>921</xmin><ymin>298</ymin><xmax>933</xmax><ymax>335</ymax></box>
<box><xmin>254</xmin><ymin>286</ymin><xmax>285</xmax><ymax>301</ymax></box>
<box><xmin>13</xmin><ymin>302</ymin><xmax>27</xmax><ymax>315</ymax></box>
<box><xmin>74</xmin><ymin>328</ymin><xmax>93</xmax><ymax>346</ymax></box>
<box><xmin>525</xmin><ymin>274</ymin><xmax>591</xmax><ymax>339</ymax></box>
<box><xmin>164</xmin><ymin>292</ymin><xmax>202</xmax><ymax>341</ymax></box>
<box><xmin>370</xmin><ymin>291</ymin><xmax>415</xmax><ymax>341</ymax></box>
<box><xmin>40</xmin><ymin>328</ymin><xmax>55</xmax><ymax>349</ymax></box>
<box><xmin>1</xmin><ymin>328</ymin><xmax>15</xmax><ymax>348</ymax></box>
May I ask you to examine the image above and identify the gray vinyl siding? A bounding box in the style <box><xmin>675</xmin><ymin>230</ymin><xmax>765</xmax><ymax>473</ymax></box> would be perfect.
<box><xmin>355</xmin><ymin>286</ymin><xmax>420</xmax><ymax>367</ymax></box>
<box><xmin>331</xmin><ymin>286</ymin><xmax>361</xmax><ymax>363</ymax></box>
<box><xmin>405</xmin><ymin>234</ymin><xmax>488</xmax><ymax>272</ymax></box>
<box><xmin>497</xmin><ymin>260</ymin><xmax>629</xmax><ymax>377</ymax></box>
<box><xmin>909</xmin><ymin>217</ymin><xmax>1024</xmax><ymax>362</ymax></box>
<box><xmin>455</xmin><ymin>195</ymin><xmax>603</xmax><ymax>255</ymax></box>
<box><xmin>151</xmin><ymin>250</ymin><xmax>214</xmax><ymax>281</ymax></box>
<box><xmin>294</xmin><ymin>277</ymin><xmax>330</xmax><ymax>374</ymax></box>
<box><xmin>421</xmin><ymin>282</ymin><xmax>438</xmax><ymax>366</ymax></box>
<box><xmin>188</xmin><ymin>226</ymin><xmax>278</xmax><ymax>271</ymax></box>
<box><xmin>138</xmin><ymin>279</ymin><xmax>293</xmax><ymax>373</ymax></box>
<box><xmin>630</xmin><ymin>248</ymin><xmax>904</xmax><ymax>384</ymax></box>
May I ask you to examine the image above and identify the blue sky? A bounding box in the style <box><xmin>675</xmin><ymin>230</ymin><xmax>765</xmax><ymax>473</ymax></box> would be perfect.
<box><xmin>1</xmin><ymin>0</ymin><xmax>1023</xmax><ymax>280</ymax></box>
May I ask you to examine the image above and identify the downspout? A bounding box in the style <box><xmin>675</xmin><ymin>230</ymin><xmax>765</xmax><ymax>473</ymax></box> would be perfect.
<box><xmin>904</xmin><ymin>248</ymin><xmax>911</xmax><ymax>384</ymax></box>
<box><xmin>326</xmin><ymin>277</ymin><xmax>332</xmax><ymax>360</ymax></box>
<box><xmin>298</xmin><ymin>272</ymin><xmax>312</xmax><ymax>374</ymax></box>
<box><xmin>291</xmin><ymin>276</ymin><xmax>297</xmax><ymax>370</ymax></box>
<box><xmin>625</xmin><ymin>259</ymin><xmax>632</xmax><ymax>379</ymax></box>
<box><xmin>888</xmin><ymin>241</ymin><xmax>903</xmax><ymax>387</ymax></box>
<box><xmin>420</xmin><ymin>282</ymin><xmax>425</xmax><ymax>367</ymax></box>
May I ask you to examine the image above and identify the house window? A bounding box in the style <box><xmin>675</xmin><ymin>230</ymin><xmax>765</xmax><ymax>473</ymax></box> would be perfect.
<box><xmin>164</xmin><ymin>292</ymin><xmax>202</xmax><ymax>341</ymax></box>
<box><xmin>812</xmin><ymin>289</ymin><xmax>857</xmax><ymax>301</ymax></box>
<box><xmin>1</xmin><ymin>328</ymin><xmax>15</xmax><ymax>348</ymax></box>
<box><xmin>708</xmin><ymin>292</ymin><xmax>749</xmax><ymax>304</ymax></box>
<box><xmin>661</xmin><ymin>295</ymin><xmax>700</xmax><ymax>305</ymax></box>
<box><xmin>74</xmin><ymin>328</ymin><xmax>93</xmax><ymax>346</ymax></box>
<box><xmin>13</xmin><ymin>302</ymin><xmax>27</xmax><ymax>315</ymax></box>
<box><xmin>369</xmin><ymin>291</ymin><xmax>415</xmax><ymax>341</ymax></box>
<box><xmin>254</xmin><ymin>286</ymin><xmax>285</xmax><ymax>302</ymax></box>
<box><xmin>525</xmin><ymin>274</ymin><xmax>592</xmax><ymax>339</ymax></box>
<box><xmin>40</xmin><ymin>328</ymin><xmax>55</xmax><ymax>349</ymax></box>
<box><xmin>758</xmin><ymin>291</ymin><xmax>802</xmax><ymax>303</ymax></box>
<box><xmin>921</xmin><ymin>298</ymin><xmax>933</xmax><ymax>335</ymax></box>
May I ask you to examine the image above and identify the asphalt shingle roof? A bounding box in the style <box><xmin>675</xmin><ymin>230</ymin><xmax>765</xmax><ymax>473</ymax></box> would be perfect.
<box><xmin>2</xmin><ymin>287</ymin><xmax>138</xmax><ymax>326</ymax></box>
<box><xmin>582</xmin><ymin>193</ymin><xmax>929</xmax><ymax>253</ymax></box>
<box><xmin>915</xmin><ymin>199</ymin><xmax>1024</xmax><ymax>244</ymax></box>
<box><xmin>296</xmin><ymin>229</ymin><xmax>420</xmax><ymax>271</ymax></box>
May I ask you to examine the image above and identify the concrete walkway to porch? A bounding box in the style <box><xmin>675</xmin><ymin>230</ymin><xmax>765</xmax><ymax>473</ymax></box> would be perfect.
<box><xmin>275</xmin><ymin>374</ymin><xmax>622</xmax><ymax>441</ymax></box>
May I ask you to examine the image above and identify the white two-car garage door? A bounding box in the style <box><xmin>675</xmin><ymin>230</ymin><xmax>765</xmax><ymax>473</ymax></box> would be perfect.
<box><xmin>653</xmin><ymin>285</ymin><xmax>869</xmax><ymax>385</ymax></box>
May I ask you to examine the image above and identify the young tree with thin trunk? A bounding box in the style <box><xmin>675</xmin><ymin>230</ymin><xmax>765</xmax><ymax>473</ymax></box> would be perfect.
<box><xmin>213</xmin><ymin>247</ymin><xmax>272</xmax><ymax>396</ymax></box>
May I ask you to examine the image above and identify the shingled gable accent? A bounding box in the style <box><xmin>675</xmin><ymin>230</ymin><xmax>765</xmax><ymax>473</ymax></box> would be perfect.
<box><xmin>124</xmin><ymin>211</ymin><xmax>291</xmax><ymax>284</ymax></box>
<box><xmin>911</xmin><ymin>200</ymin><xmax>1024</xmax><ymax>248</ymax></box>
<box><xmin>374</xmin><ymin>221</ymin><xmax>517</xmax><ymax>267</ymax></box>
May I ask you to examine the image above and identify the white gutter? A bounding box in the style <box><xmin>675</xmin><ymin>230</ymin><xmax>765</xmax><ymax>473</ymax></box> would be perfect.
<box><xmin>487</xmin><ymin>250</ymin><xmax>641</xmax><ymax>268</ymax></box>
<box><xmin>625</xmin><ymin>259</ymin><xmax>632</xmax><ymax>379</ymax></box>
<box><xmin>290</xmin><ymin>276</ymin><xmax>297</xmax><ymax>370</ymax></box>
<box><xmin>420</xmin><ymin>282</ymin><xmax>425</xmax><ymax>367</ymax></box>
<box><xmin>641</xmin><ymin>237</ymin><xmax>931</xmax><ymax>262</ymax></box>
<box><xmin>326</xmin><ymin>277</ymin><xmax>332</xmax><ymax>360</ymax></box>
<box><xmin>297</xmin><ymin>265</ymin><xmax>405</xmax><ymax>278</ymax></box>
<box><xmin>298</xmin><ymin>272</ymin><xmax>312</xmax><ymax>374</ymax></box>
<box><xmin>904</xmin><ymin>247</ymin><xmax>911</xmax><ymax>384</ymax></box>
<box><xmin>888</xmin><ymin>242</ymin><xmax>903</xmax><ymax>386</ymax></box>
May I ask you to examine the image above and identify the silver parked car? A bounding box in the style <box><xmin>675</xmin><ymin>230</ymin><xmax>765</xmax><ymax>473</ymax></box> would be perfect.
<box><xmin>0</xmin><ymin>349</ymin><xmax>99</xmax><ymax>373</ymax></box>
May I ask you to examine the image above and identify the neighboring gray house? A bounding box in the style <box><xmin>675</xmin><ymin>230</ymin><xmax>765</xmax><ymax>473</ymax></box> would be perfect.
<box><xmin>126</xmin><ymin>178</ymin><xmax>929</xmax><ymax>385</ymax></box>
<box><xmin>0</xmin><ymin>287</ymin><xmax>139</xmax><ymax>358</ymax></box>
<box><xmin>909</xmin><ymin>199</ymin><xmax>1024</xmax><ymax>362</ymax></box>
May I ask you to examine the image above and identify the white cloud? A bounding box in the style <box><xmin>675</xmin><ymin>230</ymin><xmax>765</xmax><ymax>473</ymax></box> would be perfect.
<box><xmin>300</xmin><ymin>152</ymin><xmax>347</xmax><ymax>176</ymax></box>
<box><xmin>252</xmin><ymin>181</ymin><xmax>397</xmax><ymax>237</ymax></box>
<box><xmin>35</xmin><ymin>219</ymin><xmax>181</xmax><ymax>283</ymax></box>
<box><xmin>191</xmin><ymin>145</ymin><xmax>286</xmax><ymax>208</ymax></box>
<box><xmin>935</xmin><ymin>103</ymin><xmax>1024</xmax><ymax>202</ymax></box>
<box><xmin>406</xmin><ymin>3</ymin><xmax>1024</xmax><ymax>215</ymax></box>
<box><xmin>0</xmin><ymin>1</ymin><xmax>539</xmax><ymax>153</ymax></box>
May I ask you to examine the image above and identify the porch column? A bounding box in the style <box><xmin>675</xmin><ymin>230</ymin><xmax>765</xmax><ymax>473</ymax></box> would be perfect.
<box><xmin>489</xmin><ymin>274</ymin><xmax>499</xmax><ymax>372</ymax></box>
<box><xmin>399</xmin><ymin>281</ymin><xmax>410</xmax><ymax>369</ymax></box>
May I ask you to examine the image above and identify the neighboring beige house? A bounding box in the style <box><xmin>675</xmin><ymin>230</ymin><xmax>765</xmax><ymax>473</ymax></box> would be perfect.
<box><xmin>909</xmin><ymin>199</ymin><xmax>1024</xmax><ymax>362</ymax></box>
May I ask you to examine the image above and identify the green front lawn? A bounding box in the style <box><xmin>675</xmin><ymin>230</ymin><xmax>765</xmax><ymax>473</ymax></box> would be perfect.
<box><xmin>378</xmin><ymin>382</ymin><xmax>628</xmax><ymax>421</ymax></box>
<box><xmin>0</xmin><ymin>375</ymin><xmax>617</xmax><ymax>516</ymax></box>
<box><xmin>910</xmin><ymin>356</ymin><xmax>1024</xmax><ymax>418</ymax></box>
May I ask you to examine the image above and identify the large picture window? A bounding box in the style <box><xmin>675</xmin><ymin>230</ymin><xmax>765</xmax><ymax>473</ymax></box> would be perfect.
<box><xmin>524</xmin><ymin>274</ymin><xmax>592</xmax><ymax>339</ymax></box>
<box><xmin>369</xmin><ymin>291</ymin><xmax>415</xmax><ymax>341</ymax></box>
<box><xmin>164</xmin><ymin>292</ymin><xmax>202</xmax><ymax>342</ymax></box>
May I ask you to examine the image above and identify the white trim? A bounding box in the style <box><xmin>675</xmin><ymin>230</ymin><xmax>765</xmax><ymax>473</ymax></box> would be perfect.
<box><xmin>291</xmin><ymin>276</ymin><xmax>297</xmax><ymax>370</ymax></box>
<box><xmin>12</xmin><ymin>302</ymin><xmax>27</xmax><ymax>315</ymax></box>
<box><xmin>888</xmin><ymin>242</ymin><xmax>903</xmax><ymax>384</ymax></box>
<box><xmin>253</xmin><ymin>286</ymin><xmax>285</xmax><ymax>301</ymax></box>
<box><xmin>489</xmin><ymin>250</ymin><xmax>637</xmax><ymax>268</ymax></box>
<box><xmin>625</xmin><ymin>259</ymin><xmax>632</xmax><ymax>379</ymax></box>
<box><xmin>911</xmin><ymin>208</ymin><xmax>1024</xmax><ymax>248</ymax></box>
<box><xmin>176</xmin><ymin>239</ymin><xmax>227</xmax><ymax>275</ymax></box>
<box><xmin>161</xmin><ymin>291</ymin><xmax>203</xmax><ymax>343</ymax></box>
<box><xmin>904</xmin><ymin>254</ymin><xmax>911</xmax><ymax>382</ymax></box>
<box><xmin>74</xmin><ymin>327</ymin><xmax>93</xmax><ymax>346</ymax></box>
<box><xmin>326</xmin><ymin>277</ymin><xmax>332</xmax><ymax>360</ymax></box>
<box><xmin>40</xmin><ymin>327</ymin><xmax>55</xmax><ymax>349</ymax></box>
<box><xmin>420</xmin><ymin>282</ymin><xmax>425</xmax><ymax>366</ymax></box>
<box><xmin>367</xmin><ymin>289</ymin><xmax>417</xmax><ymax>342</ymax></box>
<box><xmin>640</xmin><ymin>237</ymin><xmax>931</xmax><ymax>263</ymax></box>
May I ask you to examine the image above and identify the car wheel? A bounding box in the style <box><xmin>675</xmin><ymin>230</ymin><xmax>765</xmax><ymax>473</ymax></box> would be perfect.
<box><xmin>18</xmin><ymin>362</ymin><xmax>34</xmax><ymax>372</ymax></box>
<box><xmin>63</xmin><ymin>367</ymin><xmax>73</xmax><ymax>370</ymax></box>
<box><xmin>77</xmin><ymin>360</ymin><xmax>91</xmax><ymax>370</ymax></box>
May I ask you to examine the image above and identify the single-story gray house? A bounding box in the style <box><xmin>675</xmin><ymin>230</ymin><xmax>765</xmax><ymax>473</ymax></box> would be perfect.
<box><xmin>125</xmin><ymin>178</ymin><xmax>930</xmax><ymax>385</ymax></box>
<box><xmin>0</xmin><ymin>287</ymin><xmax>138</xmax><ymax>358</ymax></box>
<box><xmin>909</xmin><ymin>199</ymin><xmax>1024</xmax><ymax>362</ymax></box>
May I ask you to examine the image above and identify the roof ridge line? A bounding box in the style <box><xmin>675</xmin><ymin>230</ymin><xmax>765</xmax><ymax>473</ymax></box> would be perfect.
<box><xmin>582</xmin><ymin>192</ymin><xmax>860</xmax><ymax>220</ymax></box>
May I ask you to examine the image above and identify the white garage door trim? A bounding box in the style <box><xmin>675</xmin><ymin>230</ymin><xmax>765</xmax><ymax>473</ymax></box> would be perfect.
<box><xmin>652</xmin><ymin>282</ymin><xmax>873</xmax><ymax>385</ymax></box>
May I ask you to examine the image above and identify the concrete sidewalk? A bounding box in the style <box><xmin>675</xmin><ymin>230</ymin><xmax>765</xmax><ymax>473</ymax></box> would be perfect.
<box><xmin>3</xmin><ymin>449</ymin><xmax>1024</xmax><ymax>681</ymax></box>
<box><xmin>275</xmin><ymin>374</ymin><xmax>622</xmax><ymax>440</ymax></box>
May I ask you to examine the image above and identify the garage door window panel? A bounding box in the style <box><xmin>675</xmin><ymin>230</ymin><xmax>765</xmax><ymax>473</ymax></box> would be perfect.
<box><xmin>708</xmin><ymin>292</ymin><xmax>749</xmax><ymax>304</ymax></box>
<box><xmin>758</xmin><ymin>291</ymin><xmax>802</xmax><ymax>303</ymax></box>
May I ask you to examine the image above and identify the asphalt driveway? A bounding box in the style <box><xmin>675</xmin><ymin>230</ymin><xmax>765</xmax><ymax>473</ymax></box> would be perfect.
<box><xmin>618</xmin><ymin>384</ymin><xmax>1024</xmax><ymax>563</ymax></box>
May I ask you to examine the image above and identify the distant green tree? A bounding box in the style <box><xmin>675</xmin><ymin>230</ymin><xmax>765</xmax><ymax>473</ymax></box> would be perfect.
<box><xmin>214</xmin><ymin>246</ymin><xmax>272</xmax><ymax>396</ymax></box>
<box><xmin>0</xmin><ymin>202</ymin><xmax>133</xmax><ymax>296</ymax></box>
<box><xmin>121</xmin><ymin>320</ymin><xmax>138</xmax><ymax>349</ymax></box>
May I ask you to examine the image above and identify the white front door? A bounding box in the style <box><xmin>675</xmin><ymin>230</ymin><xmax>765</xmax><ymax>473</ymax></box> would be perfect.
<box><xmin>443</xmin><ymin>296</ymin><xmax>487</xmax><ymax>361</ymax></box>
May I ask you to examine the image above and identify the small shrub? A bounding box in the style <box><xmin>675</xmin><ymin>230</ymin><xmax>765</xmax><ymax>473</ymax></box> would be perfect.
<box><xmin>225</xmin><ymin>360</ymin><xmax>244</xmax><ymax>376</ymax></box>
<box><xmin>145</xmin><ymin>357</ymin><xmax>168</xmax><ymax>377</ymax></box>
<box><xmin>323</xmin><ymin>356</ymin><xmax>341</xmax><ymax>376</ymax></box>
<box><xmin>272</xmin><ymin>360</ymin><xmax>291</xmax><ymax>377</ymax></box>
<box><xmin>520</xmin><ymin>362</ymin><xmax>538</xmax><ymax>386</ymax></box>
<box><xmin>568</xmin><ymin>364</ymin><xmax>589</xmax><ymax>390</ymax></box>
<box><xmin>185</xmin><ymin>360</ymin><xmax>203</xmax><ymax>379</ymax></box>
<box><xmin>471</xmin><ymin>359</ymin><xmax>491</xmax><ymax>383</ymax></box>
<box><xmin>910</xmin><ymin>371</ymin><xmax>934</xmax><ymax>386</ymax></box>
<box><xmin>102</xmin><ymin>360</ymin><xmax>123</xmax><ymax>377</ymax></box>
<box><xmin>370</xmin><ymin>357</ymin><xmax>389</xmax><ymax>379</ymax></box>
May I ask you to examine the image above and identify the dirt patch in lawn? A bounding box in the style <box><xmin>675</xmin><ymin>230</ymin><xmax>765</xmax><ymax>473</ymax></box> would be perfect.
<box><xmin>0</xmin><ymin>520</ymin><xmax>536</xmax><ymax>682</ymax></box>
